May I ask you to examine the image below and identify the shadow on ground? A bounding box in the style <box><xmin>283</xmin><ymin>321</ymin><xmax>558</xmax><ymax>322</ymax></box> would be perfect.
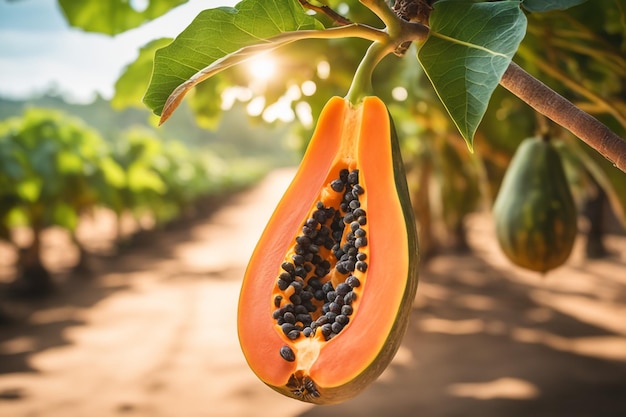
<box><xmin>0</xmin><ymin>170</ymin><xmax>624</xmax><ymax>417</ymax></box>
<box><xmin>298</xmin><ymin>227</ymin><xmax>626</xmax><ymax>417</ymax></box>
<box><xmin>0</xmin><ymin>194</ymin><xmax>238</xmax><ymax>378</ymax></box>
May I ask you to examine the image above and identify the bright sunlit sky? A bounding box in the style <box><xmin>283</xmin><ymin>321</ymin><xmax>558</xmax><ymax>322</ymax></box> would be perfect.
<box><xmin>0</xmin><ymin>0</ymin><xmax>238</xmax><ymax>103</ymax></box>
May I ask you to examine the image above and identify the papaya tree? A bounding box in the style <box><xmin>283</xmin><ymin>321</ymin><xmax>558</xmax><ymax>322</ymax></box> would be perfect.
<box><xmin>110</xmin><ymin>130</ymin><xmax>212</xmax><ymax>229</ymax></box>
<box><xmin>107</xmin><ymin>127</ymin><xmax>169</xmax><ymax>238</ymax></box>
<box><xmin>38</xmin><ymin>0</ymin><xmax>624</xmax><ymax>264</ymax></box>
<box><xmin>50</xmin><ymin>2</ymin><xmax>625</xmax><ymax>168</ymax></box>
<box><xmin>0</xmin><ymin>118</ymin><xmax>24</xmax><ymax>245</ymax></box>
<box><xmin>52</xmin><ymin>0</ymin><xmax>617</xmax><ymax>260</ymax></box>
<box><xmin>53</xmin><ymin>2</ymin><xmax>626</xmax><ymax>238</ymax></box>
<box><xmin>0</xmin><ymin>108</ymin><xmax>125</xmax><ymax>295</ymax></box>
<box><xmin>107</xmin><ymin>127</ymin><xmax>256</xmax><ymax>239</ymax></box>
<box><xmin>151</xmin><ymin>141</ymin><xmax>227</xmax><ymax>221</ymax></box>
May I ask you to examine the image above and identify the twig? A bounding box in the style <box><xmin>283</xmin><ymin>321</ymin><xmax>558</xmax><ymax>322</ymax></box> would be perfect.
<box><xmin>298</xmin><ymin>0</ymin><xmax>352</xmax><ymax>26</ymax></box>
<box><xmin>500</xmin><ymin>62</ymin><xmax>626</xmax><ymax>173</ymax></box>
<box><xmin>360</xmin><ymin>0</ymin><xmax>403</xmax><ymax>33</ymax></box>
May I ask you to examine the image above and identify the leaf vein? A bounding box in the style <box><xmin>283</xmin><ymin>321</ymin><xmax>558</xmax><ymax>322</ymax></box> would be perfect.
<box><xmin>431</xmin><ymin>32</ymin><xmax>509</xmax><ymax>58</ymax></box>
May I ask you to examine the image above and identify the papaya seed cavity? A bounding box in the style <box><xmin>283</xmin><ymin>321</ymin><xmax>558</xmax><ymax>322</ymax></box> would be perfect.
<box><xmin>272</xmin><ymin>168</ymin><xmax>369</xmax><ymax>362</ymax></box>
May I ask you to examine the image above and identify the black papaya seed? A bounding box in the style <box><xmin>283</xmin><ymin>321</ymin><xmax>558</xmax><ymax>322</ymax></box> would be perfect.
<box><xmin>279</xmin><ymin>345</ymin><xmax>296</xmax><ymax>362</ymax></box>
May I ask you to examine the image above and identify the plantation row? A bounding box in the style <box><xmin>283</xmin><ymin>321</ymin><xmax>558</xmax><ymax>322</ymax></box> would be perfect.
<box><xmin>0</xmin><ymin>108</ymin><xmax>264</xmax><ymax>295</ymax></box>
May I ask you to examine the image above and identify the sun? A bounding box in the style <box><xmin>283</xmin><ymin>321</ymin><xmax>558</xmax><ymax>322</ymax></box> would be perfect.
<box><xmin>248</xmin><ymin>54</ymin><xmax>277</xmax><ymax>82</ymax></box>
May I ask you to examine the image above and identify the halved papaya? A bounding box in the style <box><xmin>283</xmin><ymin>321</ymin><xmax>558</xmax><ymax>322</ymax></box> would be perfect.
<box><xmin>238</xmin><ymin>96</ymin><xmax>418</xmax><ymax>404</ymax></box>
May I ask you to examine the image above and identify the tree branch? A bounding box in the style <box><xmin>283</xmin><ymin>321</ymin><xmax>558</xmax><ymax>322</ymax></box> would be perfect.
<box><xmin>297</xmin><ymin>0</ymin><xmax>353</xmax><ymax>26</ymax></box>
<box><xmin>360</xmin><ymin>0</ymin><xmax>403</xmax><ymax>32</ymax></box>
<box><xmin>499</xmin><ymin>62</ymin><xmax>626</xmax><ymax>173</ymax></box>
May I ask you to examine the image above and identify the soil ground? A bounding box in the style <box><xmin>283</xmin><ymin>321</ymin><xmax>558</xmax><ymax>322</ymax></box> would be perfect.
<box><xmin>0</xmin><ymin>167</ymin><xmax>625</xmax><ymax>417</ymax></box>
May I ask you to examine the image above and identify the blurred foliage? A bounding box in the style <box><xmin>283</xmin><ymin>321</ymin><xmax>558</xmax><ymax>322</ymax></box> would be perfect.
<box><xmin>0</xmin><ymin>108</ymin><xmax>113</xmax><ymax>232</ymax></box>
<box><xmin>0</xmin><ymin>93</ymin><xmax>299</xmax><ymax>167</ymax></box>
<box><xmin>0</xmin><ymin>107</ymin><xmax>265</xmax><ymax>294</ymax></box>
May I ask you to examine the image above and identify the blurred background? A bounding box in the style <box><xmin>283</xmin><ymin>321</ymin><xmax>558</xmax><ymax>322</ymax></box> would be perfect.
<box><xmin>0</xmin><ymin>0</ymin><xmax>625</xmax><ymax>416</ymax></box>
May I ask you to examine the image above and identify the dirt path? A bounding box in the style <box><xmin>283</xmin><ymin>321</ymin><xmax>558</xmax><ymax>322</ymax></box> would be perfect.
<box><xmin>1</xmin><ymin>168</ymin><xmax>625</xmax><ymax>417</ymax></box>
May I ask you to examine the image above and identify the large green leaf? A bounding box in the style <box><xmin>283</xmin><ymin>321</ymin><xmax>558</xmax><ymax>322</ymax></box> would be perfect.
<box><xmin>143</xmin><ymin>0</ymin><xmax>323</xmax><ymax>119</ymax></box>
<box><xmin>418</xmin><ymin>0</ymin><xmax>527</xmax><ymax>150</ymax></box>
<box><xmin>522</xmin><ymin>0</ymin><xmax>588</xmax><ymax>12</ymax></box>
<box><xmin>57</xmin><ymin>0</ymin><xmax>188</xmax><ymax>35</ymax></box>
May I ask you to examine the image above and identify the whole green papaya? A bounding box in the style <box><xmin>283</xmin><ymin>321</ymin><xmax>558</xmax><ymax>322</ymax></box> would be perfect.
<box><xmin>493</xmin><ymin>136</ymin><xmax>577</xmax><ymax>273</ymax></box>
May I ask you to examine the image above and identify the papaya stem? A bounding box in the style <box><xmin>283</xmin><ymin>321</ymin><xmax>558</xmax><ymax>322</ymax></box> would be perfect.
<box><xmin>345</xmin><ymin>41</ymin><xmax>395</xmax><ymax>105</ymax></box>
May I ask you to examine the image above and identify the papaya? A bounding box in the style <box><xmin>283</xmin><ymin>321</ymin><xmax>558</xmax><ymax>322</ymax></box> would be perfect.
<box><xmin>237</xmin><ymin>96</ymin><xmax>419</xmax><ymax>404</ymax></box>
<box><xmin>493</xmin><ymin>136</ymin><xmax>577</xmax><ymax>273</ymax></box>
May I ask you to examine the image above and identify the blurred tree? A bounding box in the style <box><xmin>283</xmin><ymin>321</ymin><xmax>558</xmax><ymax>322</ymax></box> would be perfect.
<box><xmin>0</xmin><ymin>107</ymin><xmax>265</xmax><ymax>296</ymax></box>
<box><xmin>0</xmin><ymin>109</ymin><xmax>123</xmax><ymax>295</ymax></box>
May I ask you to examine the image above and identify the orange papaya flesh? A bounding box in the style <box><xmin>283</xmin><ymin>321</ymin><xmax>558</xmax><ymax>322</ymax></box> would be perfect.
<box><xmin>238</xmin><ymin>96</ymin><xmax>418</xmax><ymax>404</ymax></box>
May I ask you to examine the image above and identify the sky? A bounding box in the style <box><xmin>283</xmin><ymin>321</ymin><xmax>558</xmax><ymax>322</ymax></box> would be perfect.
<box><xmin>0</xmin><ymin>0</ymin><xmax>237</xmax><ymax>103</ymax></box>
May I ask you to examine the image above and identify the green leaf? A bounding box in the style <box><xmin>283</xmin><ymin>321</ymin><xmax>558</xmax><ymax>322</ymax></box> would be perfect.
<box><xmin>16</xmin><ymin>178</ymin><xmax>42</xmax><ymax>202</ymax></box>
<box><xmin>57</xmin><ymin>150</ymin><xmax>83</xmax><ymax>174</ymax></box>
<box><xmin>52</xmin><ymin>202</ymin><xmax>79</xmax><ymax>230</ymax></box>
<box><xmin>127</xmin><ymin>165</ymin><xmax>166</xmax><ymax>194</ymax></box>
<box><xmin>99</xmin><ymin>157</ymin><xmax>127</xmax><ymax>188</ymax></box>
<box><xmin>418</xmin><ymin>0</ymin><xmax>527</xmax><ymax>150</ymax></box>
<box><xmin>143</xmin><ymin>0</ymin><xmax>323</xmax><ymax>120</ymax></box>
<box><xmin>113</xmin><ymin>38</ymin><xmax>174</xmax><ymax>110</ymax></box>
<box><xmin>57</xmin><ymin>0</ymin><xmax>188</xmax><ymax>35</ymax></box>
<box><xmin>522</xmin><ymin>0</ymin><xmax>588</xmax><ymax>12</ymax></box>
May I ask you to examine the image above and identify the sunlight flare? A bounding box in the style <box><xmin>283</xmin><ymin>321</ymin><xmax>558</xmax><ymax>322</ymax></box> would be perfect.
<box><xmin>248</xmin><ymin>54</ymin><xmax>278</xmax><ymax>82</ymax></box>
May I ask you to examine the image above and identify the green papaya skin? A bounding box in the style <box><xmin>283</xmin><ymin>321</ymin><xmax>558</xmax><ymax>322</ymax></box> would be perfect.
<box><xmin>493</xmin><ymin>136</ymin><xmax>577</xmax><ymax>273</ymax></box>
